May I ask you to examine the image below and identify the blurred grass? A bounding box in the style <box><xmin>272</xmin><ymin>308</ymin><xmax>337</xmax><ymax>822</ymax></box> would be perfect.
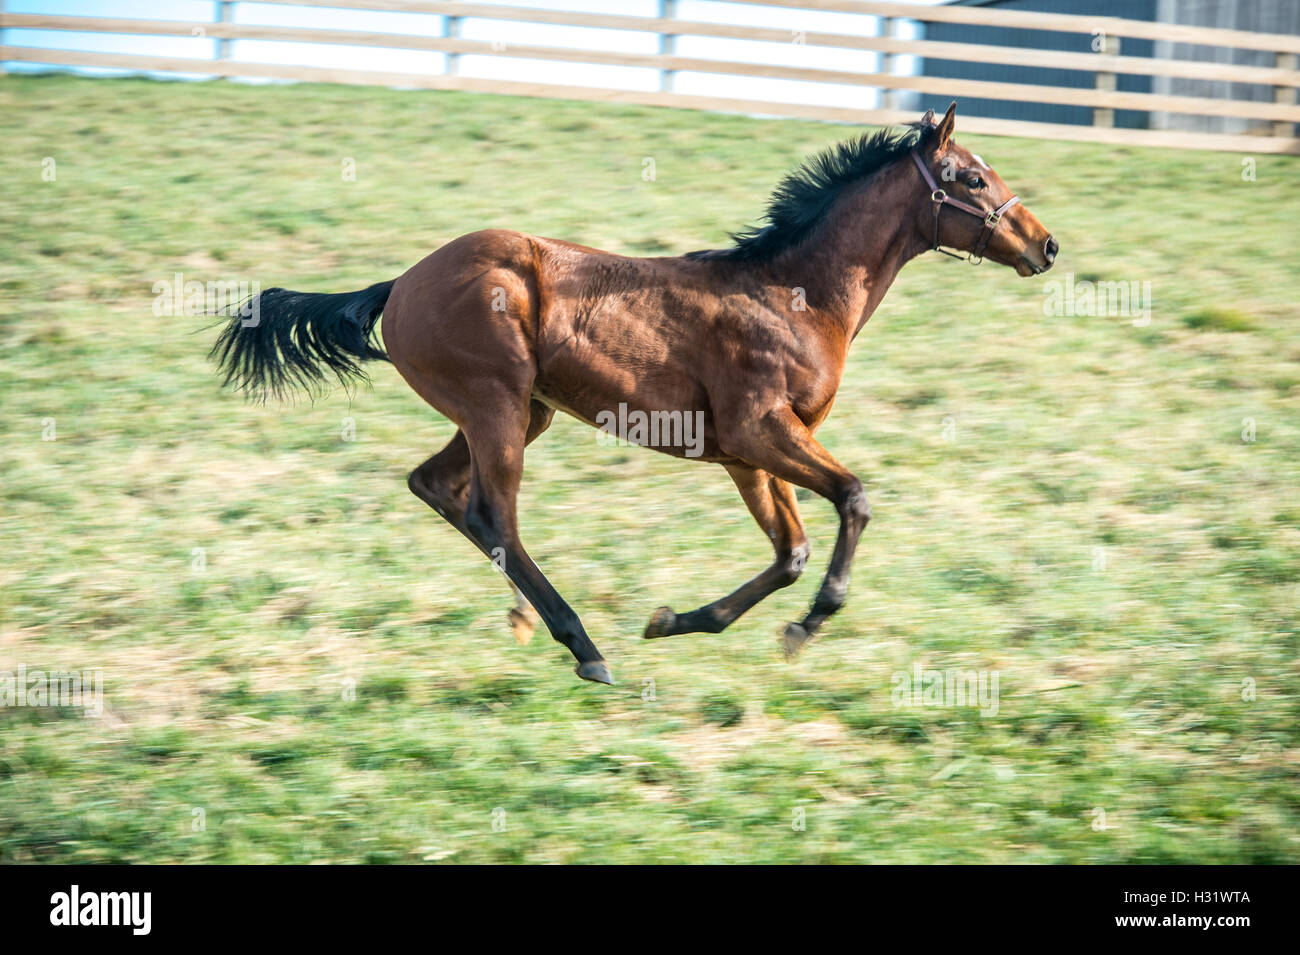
<box><xmin>1</xmin><ymin>73</ymin><xmax>1298</xmax><ymax>863</ymax></box>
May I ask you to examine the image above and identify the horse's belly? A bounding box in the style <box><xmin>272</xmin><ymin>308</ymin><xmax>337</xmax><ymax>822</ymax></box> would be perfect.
<box><xmin>533</xmin><ymin>319</ymin><xmax>729</xmax><ymax>461</ymax></box>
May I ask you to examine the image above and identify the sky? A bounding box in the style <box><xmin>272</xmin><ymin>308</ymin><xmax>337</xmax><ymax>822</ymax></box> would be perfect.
<box><xmin>2</xmin><ymin>0</ymin><xmax>939</xmax><ymax>109</ymax></box>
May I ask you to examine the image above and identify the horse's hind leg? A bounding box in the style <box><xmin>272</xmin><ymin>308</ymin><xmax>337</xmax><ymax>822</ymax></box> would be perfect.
<box><xmin>459</xmin><ymin>402</ymin><xmax>611</xmax><ymax>684</ymax></box>
<box><xmin>644</xmin><ymin>465</ymin><xmax>809</xmax><ymax>639</ymax></box>
<box><xmin>408</xmin><ymin>400</ymin><xmax>554</xmax><ymax>644</ymax></box>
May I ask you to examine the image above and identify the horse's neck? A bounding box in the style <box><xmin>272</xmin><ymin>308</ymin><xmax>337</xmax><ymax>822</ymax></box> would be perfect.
<box><xmin>769</xmin><ymin>166</ymin><xmax>925</xmax><ymax>342</ymax></box>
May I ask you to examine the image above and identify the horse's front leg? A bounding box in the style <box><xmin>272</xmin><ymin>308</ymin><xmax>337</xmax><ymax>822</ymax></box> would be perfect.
<box><xmin>643</xmin><ymin>464</ymin><xmax>809</xmax><ymax>639</ymax></box>
<box><xmin>720</xmin><ymin>407</ymin><xmax>871</xmax><ymax>658</ymax></box>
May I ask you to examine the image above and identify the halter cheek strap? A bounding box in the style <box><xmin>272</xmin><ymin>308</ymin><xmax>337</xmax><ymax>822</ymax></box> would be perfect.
<box><xmin>910</xmin><ymin>150</ymin><xmax>1019</xmax><ymax>265</ymax></box>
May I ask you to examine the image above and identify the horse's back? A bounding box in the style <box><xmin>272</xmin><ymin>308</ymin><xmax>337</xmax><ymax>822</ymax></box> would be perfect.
<box><xmin>382</xmin><ymin>228</ymin><xmax>730</xmax><ymax>436</ymax></box>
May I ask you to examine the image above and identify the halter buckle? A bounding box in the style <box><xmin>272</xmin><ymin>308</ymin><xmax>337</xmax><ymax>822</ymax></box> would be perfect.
<box><xmin>931</xmin><ymin>189</ymin><xmax>946</xmax><ymax>203</ymax></box>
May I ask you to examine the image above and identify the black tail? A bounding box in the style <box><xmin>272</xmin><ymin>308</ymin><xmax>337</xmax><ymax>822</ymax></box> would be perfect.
<box><xmin>209</xmin><ymin>279</ymin><xmax>396</xmax><ymax>401</ymax></box>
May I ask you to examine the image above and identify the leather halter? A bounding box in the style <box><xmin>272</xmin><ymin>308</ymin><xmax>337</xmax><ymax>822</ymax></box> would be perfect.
<box><xmin>910</xmin><ymin>149</ymin><xmax>1020</xmax><ymax>265</ymax></box>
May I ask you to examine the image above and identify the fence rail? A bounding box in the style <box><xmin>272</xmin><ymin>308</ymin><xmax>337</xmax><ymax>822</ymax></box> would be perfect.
<box><xmin>3</xmin><ymin>0</ymin><xmax>1298</xmax><ymax>154</ymax></box>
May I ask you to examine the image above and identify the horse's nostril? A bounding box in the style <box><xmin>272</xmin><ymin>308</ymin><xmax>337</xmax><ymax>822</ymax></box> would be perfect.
<box><xmin>1044</xmin><ymin>236</ymin><xmax>1059</xmax><ymax>263</ymax></box>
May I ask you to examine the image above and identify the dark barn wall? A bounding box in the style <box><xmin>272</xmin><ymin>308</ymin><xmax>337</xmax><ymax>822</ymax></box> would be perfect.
<box><xmin>1156</xmin><ymin>0</ymin><xmax>1300</xmax><ymax>133</ymax></box>
<box><xmin>920</xmin><ymin>0</ymin><xmax>1160</xmax><ymax>129</ymax></box>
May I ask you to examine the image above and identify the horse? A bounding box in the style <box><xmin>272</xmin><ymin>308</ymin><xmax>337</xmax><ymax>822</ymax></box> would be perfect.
<box><xmin>211</xmin><ymin>103</ymin><xmax>1057</xmax><ymax>685</ymax></box>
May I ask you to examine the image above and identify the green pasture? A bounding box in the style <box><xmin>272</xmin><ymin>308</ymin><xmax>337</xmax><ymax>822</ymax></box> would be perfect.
<box><xmin>0</xmin><ymin>73</ymin><xmax>1297</xmax><ymax>863</ymax></box>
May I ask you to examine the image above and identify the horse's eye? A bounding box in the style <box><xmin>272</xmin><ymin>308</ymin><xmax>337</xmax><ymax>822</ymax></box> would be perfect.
<box><xmin>967</xmin><ymin>176</ymin><xmax>985</xmax><ymax>190</ymax></box>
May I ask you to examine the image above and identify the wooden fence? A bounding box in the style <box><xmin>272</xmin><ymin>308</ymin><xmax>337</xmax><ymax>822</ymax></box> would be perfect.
<box><xmin>2</xmin><ymin>0</ymin><xmax>1298</xmax><ymax>153</ymax></box>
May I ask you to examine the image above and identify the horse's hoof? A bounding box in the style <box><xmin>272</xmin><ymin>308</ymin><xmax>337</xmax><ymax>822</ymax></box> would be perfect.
<box><xmin>782</xmin><ymin>622</ymin><xmax>812</xmax><ymax>660</ymax></box>
<box><xmin>507</xmin><ymin>607</ymin><xmax>536</xmax><ymax>645</ymax></box>
<box><xmin>642</xmin><ymin>606</ymin><xmax>676</xmax><ymax>639</ymax></box>
<box><xmin>576</xmin><ymin>660</ymin><xmax>614</xmax><ymax>685</ymax></box>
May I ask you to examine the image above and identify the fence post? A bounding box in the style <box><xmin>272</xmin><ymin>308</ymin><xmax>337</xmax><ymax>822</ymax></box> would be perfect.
<box><xmin>1093</xmin><ymin>34</ymin><xmax>1120</xmax><ymax>128</ymax></box>
<box><xmin>659</xmin><ymin>0</ymin><xmax>678</xmax><ymax>93</ymax></box>
<box><xmin>445</xmin><ymin>14</ymin><xmax>461</xmax><ymax>76</ymax></box>
<box><xmin>1274</xmin><ymin>52</ymin><xmax>1297</xmax><ymax>139</ymax></box>
<box><xmin>881</xmin><ymin>17</ymin><xmax>898</xmax><ymax>112</ymax></box>
<box><xmin>216</xmin><ymin>1</ymin><xmax>233</xmax><ymax>65</ymax></box>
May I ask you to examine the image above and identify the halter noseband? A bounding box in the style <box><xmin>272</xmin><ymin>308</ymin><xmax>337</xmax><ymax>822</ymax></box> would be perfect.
<box><xmin>910</xmin><ymin>150</ymin><xmax>1019</xmax><ymax>265</ymax></box>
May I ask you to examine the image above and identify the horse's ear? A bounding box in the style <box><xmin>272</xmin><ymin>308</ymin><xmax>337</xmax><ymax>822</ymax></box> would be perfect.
<box><xmin>919</xmin><ymin>108</ymin><xmax>935</xmax><ymax>127</ymax></box>
<box><xmin>929</xmin><ymin>102</ymin><xmax>957</xmax><ymax>151</ymax></box>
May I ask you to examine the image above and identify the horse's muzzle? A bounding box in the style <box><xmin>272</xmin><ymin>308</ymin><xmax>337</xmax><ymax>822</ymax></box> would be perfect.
<box><xmin>1018</xmin><ymin>235</ymin><xmax>1058</xmax><ymax>276</ymax></box>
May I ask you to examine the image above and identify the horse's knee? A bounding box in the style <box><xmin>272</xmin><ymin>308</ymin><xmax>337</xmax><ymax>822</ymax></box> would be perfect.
<box><xmin>839</xmin><ymin>480</ymin><xmax>871</xmax><ymax>529</ymax></box>
<box><xmin>775</xmin><ymin>540</ymin><xmax>811</xmax><ymax>587</ymax></box>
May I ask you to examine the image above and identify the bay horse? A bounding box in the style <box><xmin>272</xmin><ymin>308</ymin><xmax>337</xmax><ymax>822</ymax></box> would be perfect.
<box><xmin>212</xmin><ymin>103</ymin><xmax>1056</xmax><ymax>685</ymax></box>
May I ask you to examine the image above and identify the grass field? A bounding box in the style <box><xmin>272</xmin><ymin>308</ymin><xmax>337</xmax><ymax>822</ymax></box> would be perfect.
<box><xmin>1</xmin><ymin>72</ymin><xmax>1298</xmax><ymax>864</ymax></box>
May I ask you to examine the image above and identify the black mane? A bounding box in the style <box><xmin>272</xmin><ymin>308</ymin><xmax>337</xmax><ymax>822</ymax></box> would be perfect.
<box><xmin>686</xmin><ymin>123</ymin><xmax>926</xmax><ymax>262</ymax></box>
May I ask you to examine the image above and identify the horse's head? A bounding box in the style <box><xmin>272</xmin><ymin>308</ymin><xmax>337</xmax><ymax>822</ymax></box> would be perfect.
<box><xmin>910</xmin><ymin>103</ymin><xmax>1057</xmax><ymax>276</ymax></box>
